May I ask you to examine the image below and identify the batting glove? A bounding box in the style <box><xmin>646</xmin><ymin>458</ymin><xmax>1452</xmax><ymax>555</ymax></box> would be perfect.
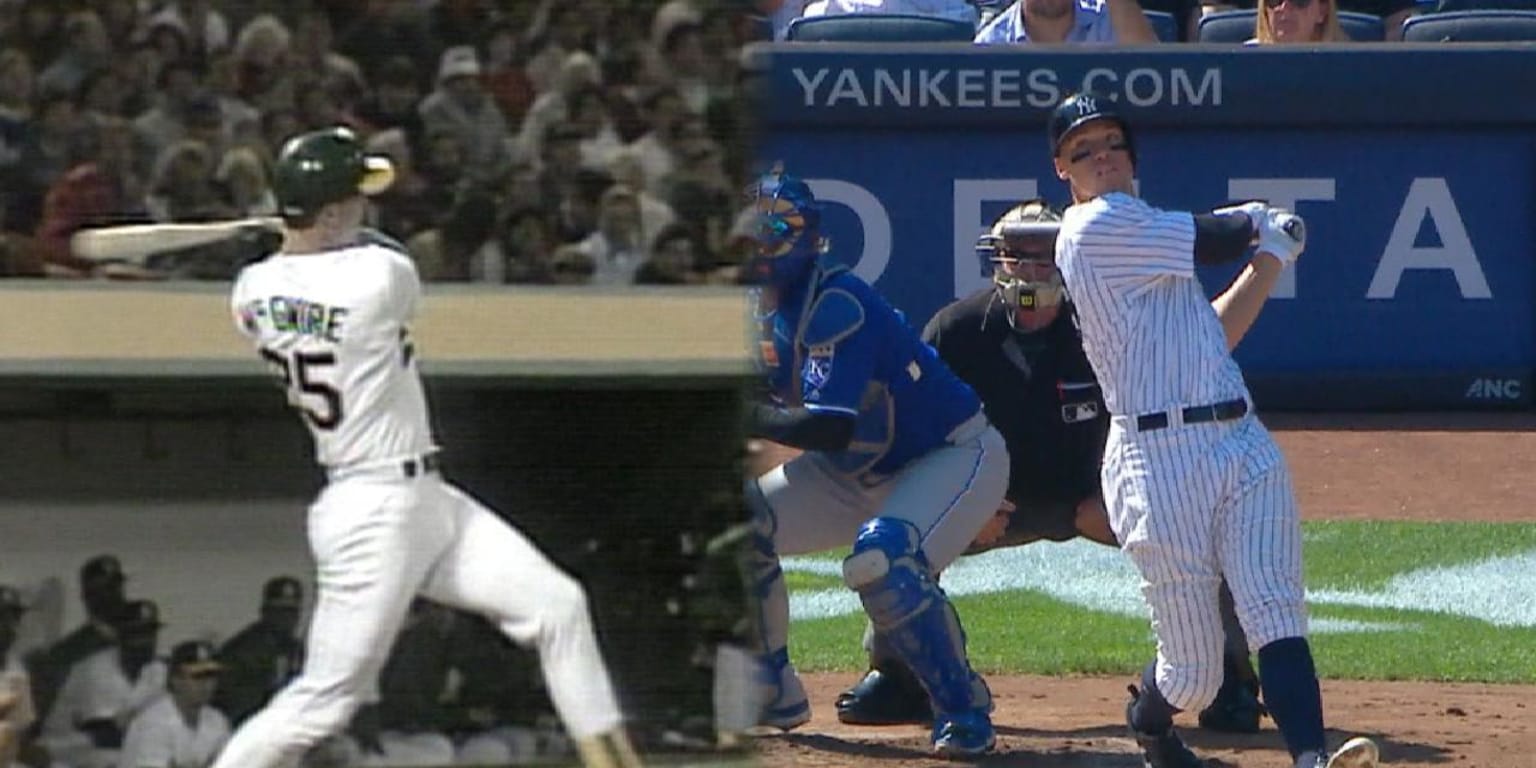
<box><xmin>1257</xmin><ymin>208</ymin><xmax>1307</xmax><ymax>266</ymax></box>
<box><xmin>1212</xmin><ymin>201</ymin><xmax>1269</xmax><ymax>234</ymax></box>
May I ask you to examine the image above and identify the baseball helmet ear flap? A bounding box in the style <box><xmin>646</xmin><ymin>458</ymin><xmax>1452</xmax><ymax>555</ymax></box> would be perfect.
<box><xmin>272</xmin><ymin>126</ymin><xmax>396</xmax><ymax>225</ymax></box>
<box><xmin>1048</xmin><ymin>91</ymin><xmax>1136</xmax><ymax>166</ymax></box>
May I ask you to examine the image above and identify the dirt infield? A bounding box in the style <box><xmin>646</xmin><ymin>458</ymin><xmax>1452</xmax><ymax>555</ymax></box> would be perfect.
<box><xmin>753</xmin><ymin>414</ymin><xmax>1536</xmax><ymax>767</ymax></box>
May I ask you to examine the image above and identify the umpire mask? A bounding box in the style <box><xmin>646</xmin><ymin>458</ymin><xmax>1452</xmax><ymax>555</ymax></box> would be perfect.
<box><xmin>976</xmin><ymin>200</ymin><xmax>1065</xmax><ymax>326</ymax></box>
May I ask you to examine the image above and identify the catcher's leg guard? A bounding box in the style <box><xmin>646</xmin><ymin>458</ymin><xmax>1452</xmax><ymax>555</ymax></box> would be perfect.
<box><xmin>842</xmin><ymin>517</ymin><xmax>993</xmax><ymax>756</ymax></box>
<box><xmin>744</xmin><ymin>479</ymin><xmax>809</xmax><ymax>730</ymax></box>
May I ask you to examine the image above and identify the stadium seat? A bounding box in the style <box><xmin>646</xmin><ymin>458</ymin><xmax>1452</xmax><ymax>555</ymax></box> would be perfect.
<box><xmin>1338</xmin><ymin>10</ymin><xmax>1387</xmax><ymax>39</ymax></box>
<box><xmin>1144</xmin><ymin>9</ymin><xmax>1181</xmax><ymax>41</ymax></box>
<box><xmin>1434</xmin><ymin>0</ymin><xmax>1536</xmax><ymax>11</ymax></box>
<box><xmin>784</xmin><ymin>13</ymin><xmax>978</xmax><ymax>42</ymax></box>
<box><xmin>1197</xmin><ymin>9</ymin><xmax>1256</xmax><ymax>42</ymax></box>
<box><xmin>1401</xmin><ymin>8</ymin><xmax>1536</xmax><ymax>39</ymax></box>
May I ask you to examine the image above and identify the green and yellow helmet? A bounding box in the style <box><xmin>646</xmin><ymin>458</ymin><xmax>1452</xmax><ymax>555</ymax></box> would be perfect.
<box><xmin>271</xmin><ymin>126</ymin><xmax>395</xmax><ymax>225</ymax></box>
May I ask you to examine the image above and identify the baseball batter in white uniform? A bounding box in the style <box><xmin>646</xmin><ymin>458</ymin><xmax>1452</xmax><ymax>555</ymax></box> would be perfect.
<box><xmin>118</xmin><ymin>641</ymin><xmax>230</xmax><ymax>768</ymax></box>
<box><xmin>221</xmin><ymin>126</ymin><xmax>642</xmax><ymax>768</ymax></box>
<box><xmin>1046</xmin><ymin>92</ymin><xmax>1378</xmax><ymax>768</ymax></box>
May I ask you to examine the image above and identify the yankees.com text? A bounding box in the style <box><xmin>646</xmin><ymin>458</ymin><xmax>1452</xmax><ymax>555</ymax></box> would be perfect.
<box><xmin>790</xmin><ymin>66</ymin><xmax>1222</xmax><ymax>109</ymax></box>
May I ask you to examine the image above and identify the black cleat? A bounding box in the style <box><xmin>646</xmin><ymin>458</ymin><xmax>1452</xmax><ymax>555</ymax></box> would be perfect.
<box><xmin>1198</xmin><ymin>678</ymin><xmax>1265</xmax><ymax>734</ymax></box>
<box><xmin>834</xmin><ymin>662</ymin><xmax>932</xmax><ymax>726</ymax></box>
<box><xmin>1128</xmin><ymin>686</ymin><xmax>1206</xmax><ymax>768</ymax></box>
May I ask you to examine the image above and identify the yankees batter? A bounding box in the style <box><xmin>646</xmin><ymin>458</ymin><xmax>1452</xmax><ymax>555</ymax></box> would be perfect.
<box><xmin>745</xmin><ymin>168</ymin><xmax>1008</xmax><ymax>756</ymax></box>
<box><xmin>835</xmin><ymin>200</ymin><xmax>1269</xmax><ymax>735</ymax></box>
<box><xmin>1047</xmin><ymin>92</ymin><xmax>1378</xmax><ymax>768</ymax></box>
<box><xmin>225</xmin><ymin>127</ymin><xmax>642</xmax><ymax>768</ymax></box>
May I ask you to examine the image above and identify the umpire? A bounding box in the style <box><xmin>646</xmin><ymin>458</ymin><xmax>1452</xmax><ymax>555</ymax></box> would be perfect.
<box><xmin>834</xmin><ymin>199</ymin><xmax>1265</xmax><ymax>733</ymax></box>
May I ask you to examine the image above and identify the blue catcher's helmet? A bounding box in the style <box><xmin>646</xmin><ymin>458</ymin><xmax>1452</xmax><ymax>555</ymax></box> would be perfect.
<box><xmin>745</xmin><ymin>165</ymin><xmax>824</xmax><ymax>287</ymax></box>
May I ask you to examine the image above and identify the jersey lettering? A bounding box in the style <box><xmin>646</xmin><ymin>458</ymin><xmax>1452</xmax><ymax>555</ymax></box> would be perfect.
<box><xmin>259</xmin><ymin>347</ymin><xmax>343</xmax><ymax>430</ymax></box>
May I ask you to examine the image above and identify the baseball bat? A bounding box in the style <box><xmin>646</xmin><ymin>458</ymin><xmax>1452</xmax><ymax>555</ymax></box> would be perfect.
<box><xmin>71</xmin><ymin>217</ymin><xmax>281</xmax><ymax>263</ymax></box>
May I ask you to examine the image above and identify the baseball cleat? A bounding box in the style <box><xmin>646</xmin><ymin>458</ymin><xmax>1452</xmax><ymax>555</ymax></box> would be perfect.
<box><xmin>835</xmin><ymin>664</ymin><xmax>932</xmax><ymax>726</ymax></box>
<box><xmin>1197</xmin><ymin>679</ymin><xmax>1265</xmax><ymax>734</ymax></box>
<box><xmin>1326</xmin><ymin>737</ymin><xmax>1380</xmax><ymax>768</ymax></box>
<box><xmin>931</xmin><ymin>709</ymin><xmax>996</xmax><ymax>758</ymax></box>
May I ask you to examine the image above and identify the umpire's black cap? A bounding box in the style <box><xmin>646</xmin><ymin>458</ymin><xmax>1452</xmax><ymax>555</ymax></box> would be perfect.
<box><xmin>262</xmin><ymin>576</ymin><xmax>303</xmax><ymax>609</ymax></box>
<box><xmin>80</xmin><ymin>555</ymin><xmax>126</xmax><ymax>591</ymax></box>
<box><xmin>115</xmin><ymin>599</ymin><xmax>165</xmax><ymax>634</ymax></box>
<box><xmin>1048</xmin><ymin>91</ymin><xmax>1136</xmax><ymax>165</ymax></box>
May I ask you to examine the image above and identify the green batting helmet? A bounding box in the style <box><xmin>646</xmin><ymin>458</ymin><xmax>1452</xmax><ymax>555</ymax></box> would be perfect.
<box><xmin>271</xmin><ymin>126</ymin><xmax>395</xmax><ymax>225</ymax></box>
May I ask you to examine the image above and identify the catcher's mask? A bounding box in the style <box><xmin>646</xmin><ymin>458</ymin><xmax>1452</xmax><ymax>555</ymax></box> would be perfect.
<box><xmin>744</xmin><ymin>164</ymin><xmax>824</xmax><ymax>287</ymax></box>
<box><xmin>976</xmin><ymin>199</ymin><xmax>1065</xmax><ymax>321</ymax></box>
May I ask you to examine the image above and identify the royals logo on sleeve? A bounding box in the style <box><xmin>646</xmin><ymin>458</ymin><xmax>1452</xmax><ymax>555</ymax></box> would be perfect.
<box><xmin>802</xmin><ymin>346</ymin><xmax>834</xmax><ymax>399</ymax></box>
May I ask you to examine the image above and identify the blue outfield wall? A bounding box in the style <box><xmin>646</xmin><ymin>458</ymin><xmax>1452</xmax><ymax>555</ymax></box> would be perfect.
<box><xmin>756</xmin><ymin>44</ymin><xmax>1536</xmax><ymax>410</ymax></box>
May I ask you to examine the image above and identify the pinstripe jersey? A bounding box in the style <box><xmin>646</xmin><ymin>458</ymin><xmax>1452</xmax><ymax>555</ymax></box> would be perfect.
<box><xmin>1054</xmin><ymin>193</ymin><xmax>1249</xmax><ymax>418</ymax></box>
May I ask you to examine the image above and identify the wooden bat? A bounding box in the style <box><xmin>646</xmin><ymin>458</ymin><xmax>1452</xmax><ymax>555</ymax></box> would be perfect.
<box><xmin>71</xmin><ymin>217</ymin><xmax>282</xmax><ymax>263</ymax></box>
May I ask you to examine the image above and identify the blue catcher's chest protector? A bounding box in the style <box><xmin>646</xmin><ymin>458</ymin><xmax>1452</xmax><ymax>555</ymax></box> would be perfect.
<box><xmin>754</xmin><ymin>265</ymin><xmax>982</xmax><ymax>477</ymax></box>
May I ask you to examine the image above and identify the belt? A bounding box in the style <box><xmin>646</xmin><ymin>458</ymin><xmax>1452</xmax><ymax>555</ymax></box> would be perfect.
<box><xmin>328</xmin><ymin>451</ymin><xmax>442</xmax><ymax>482</ymax></box>
<box><xmin>1134</xmin><ymin>398</ymin><xmax>1248</xmax><ymax>432</ymax></box>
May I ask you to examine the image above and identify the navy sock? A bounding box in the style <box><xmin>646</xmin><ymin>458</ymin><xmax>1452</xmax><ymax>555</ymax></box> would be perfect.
<box><xmin>1258</xmin><ymin>637</ymin><xmax>1326</xmax><ymax>758</ymax></box>
<box><xmin>1128</xmin><ymin>662</ymin><xmax>1181</xmax><ymax>735</ymax></box>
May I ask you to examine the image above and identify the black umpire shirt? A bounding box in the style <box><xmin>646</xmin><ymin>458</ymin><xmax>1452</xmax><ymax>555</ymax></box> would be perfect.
<box><xmin>921</xmin><ymin>289</ymin><xmax>1108</xmax><ymax>510</ymax></box>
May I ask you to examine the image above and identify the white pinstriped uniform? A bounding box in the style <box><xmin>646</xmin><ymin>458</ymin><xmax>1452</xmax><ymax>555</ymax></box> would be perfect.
<box><xmin>1054</xmin><ymin>192</ymin><xmax>1308</xmax><ymax>712</ymax></box>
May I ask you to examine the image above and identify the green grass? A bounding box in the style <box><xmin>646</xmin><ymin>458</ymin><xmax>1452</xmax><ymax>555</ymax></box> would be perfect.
<box><xmin>783</xmin><ymin>521</ymin><xmax>1536</xmax><ymax>683</ymax></box>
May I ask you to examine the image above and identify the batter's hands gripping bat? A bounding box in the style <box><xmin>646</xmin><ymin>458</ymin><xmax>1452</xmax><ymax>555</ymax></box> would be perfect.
<box><xmin>70</xmin><ymin>217</ymin><xmax>282</xmax><ymax>264</ymax></box>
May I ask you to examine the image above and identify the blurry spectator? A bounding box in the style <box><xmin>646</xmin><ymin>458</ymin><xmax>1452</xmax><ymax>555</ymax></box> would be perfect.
<box><xmin>0</xmin><ymin>585</ymin><xmax>35</xmax><ymax>768</ymax></box>
<box><xmin>212</xmin><ymin>577</ymin><xmax>304</xmax><ymax>728</ymax></box>
<box><xmin>578</xmin><ymin>184</ymin><xmax>647</xmax><ymax>285</ymax></box>
<box><xmin>426</xmin><ymin>0</ymin><xmax>495</xmax><ymax>53</ymax></box>
<box><xmin>407</xmin><ymin>184</ymin><xmax>505</xmax><ymax>282</ymax></box>
<box><xmin>292</xmin><ymin>76</ymin><xmax>347</xmax><ymax>132</ymax></box>
<box><xmin>698</xmin><ymin>5</ymin><xmax>748</xmax><ymax>92</ymax></box>
<box><xmin>480</xmin><ymin>19</ymin><xmax>536</xmax><ymax>128</ymax></box>
<box><xmin>132</xmin><ymin>59</ymin><xmax>212</xmax><ymax>162</ymax></box>
<box><xmin>599</xmin><ymin>46</ymin><xmax>648</xmax><ymax>143</ymax></box>
<box><xmin>118</xmin><ymin>640</ymin><xmax>230</xmax><ymax>768</ymax></box>
<box><xmin>143</xmin><ymin>14</ymin><xmax>194</xmax><ymax>72</ymax></box>
<box><xmin>659</xmin><ymin>116</ymin><xmax>729</xmax><ymax>200</ymax></box>
<box><xmin>288</xmin><ymin>9</ymin><xmax>364</xmax><ymax>100</ymax></box>
<box><xmin>516</xmin><ymin>51</ymin><xmax>602</xmax><ymax>168</ymax></box>
<box><xmin>37</xmin><ymin>10</ymin><xmax>112</xmax><ymax>100</ymax></box>
<box><xmin>499</xmin><ymin>206</ymin><xmax>556</xmax><ymax>283</ymax></box>
<box><xmin>79</xmin><ymin>69</ymin><xmax>132</xmax><ymax>124</ymax></box>
<box><xmin>27</xmin><ymin>556</ymin><xmax>130</xmax><ymax>729</ymax></box>
<box><xmin>0</xmin><ymin>191</ymin><xmax>47</xmax><ymax>277</ymax></box>
<box><xmin>41</xmin><ymin>600</ymin><xmax>167</xmax><ymax>768</ymax></box>
<box><xmin>546</xmin><ymin>243</ymin><xmax>596</xmax><ymax>285</ymax></box>
<box><xmin>364</xmin><ymin>128</ymin><xmax>436</xmax><ymax>242</ymax></box>
<box><xmin>417</xmin><ymin>126</ymin><xmax>471</xmax><ymax>218</ymax></box>
<box><xmin>145</xmin><ymin>0</ymin><xmax>232</xmax><ymax>58</ymax></box>
<box><xmin>1203</xmin><ymin>0</ymin><xmax>1414</xmax><ymax>39</ymax></box>
<box><xmin>569</xmin><ymin>85</ymin><xmax>624</xmax><ymax>172</ymax></box>
<box><xmin>0</xmin><ymin>48</ymin><xmax>33</xmax><ymax>174</ymax></box>
<box><xmin>13</xmin><ymin>1</ymin><xmax>62</xmax><ymax>76</ymax></box>
<box><xmin>230</xmin><ymin>13</ymin><xmax>294</xmax><ymax>114</ymax></box>
<box><xmin>635</xmin><ymin>222</ymin><xmax>703</xmax><ymax>285</ymax></box>
<box><xmin>974</xmin><ymin>0</ymin><xmax>1160</xmax><ymax>43</ymax></box>
<box><xmin>258</xmin><ymin>107</ymin><xmax>300</xmax><ymax>159</ymax></box>
<box><xmin>607</xmin><ymin>150</ymin><xmax>678</xmax><ymax>250</ymax></box>
<box><xmin>353</xmin><ymin>56</ymin><xmax>425</xmax><ymax>143</ymax></box>
<box><xmin>627</xmin><ymin>86</ymin><xmax>690</xmax><ymax>197</ymax></box>
<box><xmin>11</xmin><ymin>90</ymin><xmax>83</xmax><ymax>235</ymax></box>
<box><xmin>144</xmin><ymin>139</ymin><xmax>229</xmax><ymax>222</ymax></box>
<box><xmin>537</xmin><ymin>122</ymin><xmax>587</xmax><ymax>211</ymax></box>
<box><xmin>332</xmin><ymin>0</ymin><xmax>437</xmax><ymax>83</ymax></box>
<box><xmin>649</xmin><ymin>16</ymin><xmax>714</xmax><ymax>115</ymax></box>
<box><xmin>1250</xmin><ymin>0</ymin><xmax>1349</xmax><ymax>41</ymax></box>
<box><xmin>554</xmin><ymin>166</ymin><xmax>613</xmax><ymax>243</ymax></box>
<box><xmin>418</xmin><ymin>45</ymin><xmax>513</xmax><ymax>184</ymax></box>
<box><xmin>526</xmin><ymin>4</ymin><xmax>594</xmax><ymax>94</ymax></box>
<box><xmin>120</xmin><ymin>44</ymin><xmax>162</xmax><ymax>119</ymax></box>
<box><xmin>96</xmin><ymin>0</ymin><xmax>142</xmax><ymax>50</ymax></box>
<box><xmin>35</xmin><ymin>117</ymin><xmax>149</xmax><ymax>275</ymax></box>
<box><xmin>797</xmin><ymin>0</ymin><xmax>982</xmax><ymax>27</ymax></box>
<box><xmin>214</xmin><ymin>145</ymin><xmax>277</xmax><ymax>217</ymax></box>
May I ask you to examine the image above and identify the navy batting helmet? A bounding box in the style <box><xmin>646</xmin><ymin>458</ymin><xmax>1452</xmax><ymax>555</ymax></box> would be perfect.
<box><xmin>1048</xmin><ymin>92</ymin><xmax>1135</xmax><ymax>165</ymax></box>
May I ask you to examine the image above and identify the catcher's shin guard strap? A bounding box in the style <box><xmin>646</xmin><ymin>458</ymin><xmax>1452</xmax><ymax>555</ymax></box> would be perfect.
<box><xmin>843</xmin><ymin>518</ymin><xmax>990</xmax><ymax>716</ymax></box>
<box><xmin>575</xmin><ymin>728</ymin><xmax>644</xmax><ymax>768</ymax></box>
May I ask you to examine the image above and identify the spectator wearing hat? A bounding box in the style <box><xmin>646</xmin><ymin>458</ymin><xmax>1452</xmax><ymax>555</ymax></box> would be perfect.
<box><xmin>211</xmin><ymin>578</ymin><xmax>303</xmax><ymax>728</ymax></box>
<box><xmin>144</xmin><ymin>0</ymin><xmax>230</xmax><ymax>58</ymax></box>
<box><xmin>524</xmin><ymin>3</ymin><xmax>594</xmax><ymax>96</ymax></box>
<box><xmin>418</xmin><ymin>45</ymin><xmax>513</xmax><ymax>185</ymax></box>
<box><xmin>353</xmin><ymin>56</ymin><xmax>426</xmax><ymax>144</ymax></box>
<box><xmin>577</xmin><ymin>184</ymin><xmax>647</xmax><ymax>285</ymax></box>
<box><xmin>118</xmin><ymin>640</ymin><xmax>230</xmax><ymax>768</ymax></box>
<box><xmin>41</xmin><ymin>600</ymin><xmax>168</xmax><ymax>768</ymax></box>
<box><xmin>1</xmin><ymin>586</ymin><xmax>34</xmax><ymax>768</ymax></box>
<box><xmin>27</xmin><ymin>556</ymin><xmax>131</xmax><ymax>731</ymax></box>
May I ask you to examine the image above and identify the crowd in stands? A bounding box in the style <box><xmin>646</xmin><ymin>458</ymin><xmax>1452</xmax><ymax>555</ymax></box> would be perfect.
<box><xmin>769</xmin><ymin>0</ymin><xmax>1506</xmax><ymax>46</ymax></box>
<box><xmin>0</xmin><ymin>557</ymin><xmax>607</xmax><ymax>768</ymax></box>
<box><xmin>0</xmin><ymin>0</ymin><xmax>766</xmax><ymax>285</ymax></box>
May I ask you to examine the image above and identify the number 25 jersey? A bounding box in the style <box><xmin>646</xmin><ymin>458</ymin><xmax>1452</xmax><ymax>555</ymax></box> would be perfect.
<box><xmin>230</xmin><ymin>243</ymin><xmax>436</xmax><ymax>468</ymax></box>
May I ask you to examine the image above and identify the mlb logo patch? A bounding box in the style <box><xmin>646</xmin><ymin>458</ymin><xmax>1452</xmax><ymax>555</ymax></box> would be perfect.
<box><xmin>802</xmin><ymin>346</ymin><xmax>834</xmax><ymax>397</ymax></box>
